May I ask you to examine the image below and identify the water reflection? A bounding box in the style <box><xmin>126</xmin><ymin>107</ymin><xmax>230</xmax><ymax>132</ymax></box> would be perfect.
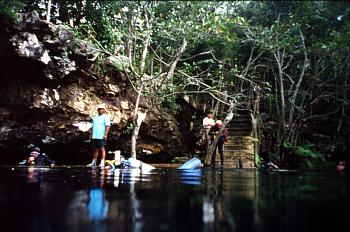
<box><xmin>0</xmin><ymin>167</ymin><xmax>348</xmax><ymax>232</ymax></box>
<box><xmin>178</xmin><ymin>169</ymin><xmax>202</xmax><ymax>185</ymax></box>
<box><xmin>88</xmin><ymin>189</ymin><xmax>109</xmax><ymax>221</ymax></box>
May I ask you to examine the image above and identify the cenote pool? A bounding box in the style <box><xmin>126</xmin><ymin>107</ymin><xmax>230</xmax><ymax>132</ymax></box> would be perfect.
<box><xmin>0</xmin><ymin>166</ymin><xmax>348</xmax><ymax>232</ymax></box>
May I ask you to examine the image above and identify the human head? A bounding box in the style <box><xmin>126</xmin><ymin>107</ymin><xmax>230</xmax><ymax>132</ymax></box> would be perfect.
<box><xmin>207</xmin><ymin>111</ymin><xmax>214</xmax><ymax>118</ymax></box>
<box><xmin>30</xmin><ymin>147</ymin><xmax>40</xmax><ymax>158</ymax></box>
<box><xmin>32</xmin><ymin>147</ymin><xmax>40</xmax><ymax>153</ymax></box>
<box><xmin>96</xmin><ymin>104</ymin><xmax>106</xmax><ymax>115</ymax></box>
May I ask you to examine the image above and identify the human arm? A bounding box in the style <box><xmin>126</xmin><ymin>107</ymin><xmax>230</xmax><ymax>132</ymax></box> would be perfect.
<box><xmin>103</xmin><ymin>126</ymin><xmax>110</xmax><ymax>140</ymax></box>
<box><xmin>43</xmin><ymin>155</ymin><xmax>55</xmax><ymax>167</ymax></box>
<box><xmin>103</xmin><ymin>115</ymin><xmax>111</xmax><ymax>140</ymax></box>
<box><xmin>89</xmin><ymin>117</ymin><xmax>94</xmax><ymax>141</ymax></box>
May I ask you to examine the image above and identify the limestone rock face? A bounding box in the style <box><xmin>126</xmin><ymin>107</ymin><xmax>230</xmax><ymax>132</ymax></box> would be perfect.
<box><xmin>0</xmin><ymin>13</ymin><xmax>182</xmax><ymax>164</ymax></box>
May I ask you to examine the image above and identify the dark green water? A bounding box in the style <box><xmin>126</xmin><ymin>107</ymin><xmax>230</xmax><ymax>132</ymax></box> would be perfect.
<box><xmin>0</xmin><ymin>167</ymin><xmax>348</xmax><ymax>232</ymax></box>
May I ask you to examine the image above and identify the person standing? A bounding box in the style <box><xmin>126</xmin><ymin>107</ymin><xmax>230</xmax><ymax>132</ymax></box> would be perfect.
<box><xmin>87</xmin><ymin>104</ymin><xmax>111</xmax><ymax>167</ymax></box>
<box><xmin>202</xmin><ymin>111</ymin><xmax>215</xmax><ymax>152</ymax></box>
<box><xmin>209</xmin><ymin>120</ymin><xmax>228</xmax><ymax>168</ymax></box>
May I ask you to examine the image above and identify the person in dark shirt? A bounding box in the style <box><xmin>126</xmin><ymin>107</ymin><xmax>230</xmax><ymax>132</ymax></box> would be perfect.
<box><xmin>208</xmin><ymin>120</ymin><xmax>228</xmax><ymax>168</ymax></box>
<box><xmin>19</xmin><ymin>147</ymin><xmax>55</xmax><ymax>167</ymax></box>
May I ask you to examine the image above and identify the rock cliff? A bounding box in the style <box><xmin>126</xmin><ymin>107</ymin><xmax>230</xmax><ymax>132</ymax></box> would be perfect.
<box><xmin>0</xmin><ymin>12</ymin><xmax>185</xmax><ymax>164</ymax></box>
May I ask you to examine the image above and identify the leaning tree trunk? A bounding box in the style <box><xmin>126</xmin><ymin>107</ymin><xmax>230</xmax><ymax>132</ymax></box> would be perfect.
<box><xmin>204</xmin><ymin>103</ymin><xmax>234</xmax><ymax>166</ymax></box>
<box><xmin>130</xmin><ymin>4</ymin><xmax>150</xmax><ymax>159</ymax></box>
<box><xmin>46</xmin><ymin>0</ymin><xmax>52</xmax><ymax>22</ymax></box>
<box><xmin>130</xmin><ymin>111</ymin><xmax>147</xmax><ymax>158</ymax></box>
<box><xmin>130</xmin><ymin>83</ymin><xmax>145</xmax><ymax>158</ymax></box>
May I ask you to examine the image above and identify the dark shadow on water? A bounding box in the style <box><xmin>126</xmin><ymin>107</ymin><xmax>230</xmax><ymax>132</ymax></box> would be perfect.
<box><xmin>0</xmin><ymin>166</ymin><xmax>348</xmax><ymax>232</ymax></box>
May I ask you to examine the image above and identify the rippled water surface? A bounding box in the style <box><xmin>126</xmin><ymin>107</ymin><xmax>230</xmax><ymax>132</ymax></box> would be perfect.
<box><xmin>0</xmin><ymin>166</ymin><xmax>348</xmax><ymax>232</ymax></box>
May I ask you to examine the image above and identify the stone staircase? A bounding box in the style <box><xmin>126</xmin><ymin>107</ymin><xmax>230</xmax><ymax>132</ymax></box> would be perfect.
<box><xmin>213</xmin><ymin>111</ymin><xmax>255</xmax><ymax>168</ymax></box>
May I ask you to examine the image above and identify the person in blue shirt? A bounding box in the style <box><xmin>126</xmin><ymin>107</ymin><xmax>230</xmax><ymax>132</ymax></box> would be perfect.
<box><xmin>87</xmin><ymin>104</ymin><xmax>111</xmax><ymax>167</ymax></box>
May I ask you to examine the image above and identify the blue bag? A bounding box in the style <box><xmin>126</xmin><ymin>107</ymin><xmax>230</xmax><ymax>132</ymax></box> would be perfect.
<box><xmin>177</xmin><ymin>158</ymin><xmax>202</xmax><ymax>170</ymax></box>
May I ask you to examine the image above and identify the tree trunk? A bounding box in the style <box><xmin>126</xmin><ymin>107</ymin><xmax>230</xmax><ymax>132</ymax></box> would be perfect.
<box><xmin>46</xmin><ymin>0</ymin><xmax>52</xmax><ymax>22</ymax></box>
<box><xmin>139</xmin><ymin>3</ymin><xmax>150</xmax><ymax>73</ymax></box>
<box><xmin>130</xmin><ymin>111</ymin><xmax>147</xmax><ymax>158</ymax></box>
<box><xmin>287</xmin><ymin>30</ymin><xmax>308</xmax><ymax>142</ymax></box>
<box><xmin>130</xmin><ymin>83</ymin><xmax>145</xmax><ymax>158</ymax></box>
<box><xmin>251</xmin><ymin>114</ymin><xmax>259</xmax><ymax>166</ymax></box>
<box><xmin>212</xmin><ymin>99</ymin><xmax>220</xmax><ymax>118</ymax></box>
<box><xmin>274</xmin><ymin>50</ymin><xmax>287</xmax><ymax>160</ymax></box>
<box><xmin>166</xmin><ymin>39</ymin><xmax>187</xmax><ymax>80</ymax></box>
<box><xmin>152</xmin><ymin>39</ymin><xmax>188</xmax><ymax>98</ymax></box>
<box><xmin>274</xmin><ymin>51</ymin><xmax>286</xmax><ymax>135</ymax></box>
<box><xmin>251</xmin><ymin>89</ymin><xmax>261</xmax><ymax>167</ymax></box>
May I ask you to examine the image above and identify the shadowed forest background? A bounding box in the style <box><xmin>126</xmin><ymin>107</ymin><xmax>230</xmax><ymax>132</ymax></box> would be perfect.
<box><xmin>0</xmin><ymin>1</ymin><xmax>349</xmax><ymax>168</ymax></box>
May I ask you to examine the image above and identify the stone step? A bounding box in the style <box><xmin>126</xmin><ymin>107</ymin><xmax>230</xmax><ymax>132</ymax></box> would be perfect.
<box><xmin>224</xmin><ymin>161</ymin><xmax>254</xmax><ymax>168</ymax></box>
<box><xmin>227</xmin><ymin>134</ymin><xmax>253</xmax><ymax>139</ymax></box>
<box><xmin>228</xmin><ymin>122</ymin><xmax>252</xmax><ymax>127</ymax></box>
<box><xmin>225</xmin><ymin>149</ymin><xmax>254</xmax><ymax>153</ymax></box>
<box><xmin>226</xmin><ymin>142</ymin><xmax>253</xmax><ymax>147</ymax></box>
<box><xmin>233</xmin><ymin>112</ymin><xmax>251</xmax><ymax>117</ymax></box>
<box><xmin>224</xmin><ymin>153</ymin><xmax>255</xmax><ymax>160</ymax></box>
<box><xmin>220</xmin><ymin>113</ymin><xmax>255</xmax><ymax>168</ymax></box>
<box><xmin>226</xmin><ymin>147</ymin><xmax>253</xmax><ymax>152</ymax></box>
<box><xmin>228</xmin><ymin>124</ymin><xmax>252</xmax><ymax>129</ymax></box>
<box><xmin>224</xmin><ymin>144</ymin><xmax>254</xmax><ymax>150</ymax></box>
<box><xmin>227</xmin><ymin>128</ymin><xmax>252</xmax><ymax>133</ymax></box>
<box><xmin>227</xmin><ymin>135</ymin><xmax>254</xmax><ymax>140</ymax></box>
<box><xmin>226</xmin><ymin>138</ymin><xmax>253</xmax><ymax>143</ymax></box>
<box><xmin>230</xmin><ymin>121</ymin><xmax>251</xmax><ymax>125</ymax></box>
<box><xmin>227</xmin><ymin>132</ymin><xmax>252</xmax><ymax>137</ymax></box>
<box><xmin>212</xmin><ymin>160</ymin><xmax>255</xmax><ymax>168</ymax></box>
<box><xmin>229</xmin><ymin>118</ymin><xmax>251</xmax><ymax>123</ymax></box>
<box><xmin>228</xmin><ymin>128</ymin><xmax>251</xmax><ymax>132</ymax></box>
<box><xmin>224</xmin><ymin>152</ymin><xmax>254</xmax><ymax>161</ymax></box>
<box><xmin>227</xmin><ymin>131</ymin><xmax>252</xmax><ymax>136</ymax></box>
<box><xmin>225</xmin><ymin>154</ymin><xmax>254</xmax><ymax>160</ymax></box>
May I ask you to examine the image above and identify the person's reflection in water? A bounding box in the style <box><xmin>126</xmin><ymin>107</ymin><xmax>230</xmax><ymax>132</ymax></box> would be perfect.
<box><xmin>15</xmin><ymin>168</ymin><xmax>52</xmax><ymax>232</ymax></box>
<box><xmin>26</xmin><ymin>166</ymin><xmax>42</xmax><ymax>183</ymax></box>
<box><xmin>202</xmin><ymin>170</ymin><xmax>220</xmax><ymax>232</ymax></box>
<box><xmin>202</xmin><ymin>194</ymin><xmax>215</xmax><ymax>232</ymax></box>
<box><xmin>216</xmin><ymin>171</ymin><xmax>237</xmax><ymax>231</ymax></box>
<box><xmin>88</xmin><ymin>188</ymin><xmax>109</xmax><ymax>232</ymax></box>
<box><xmin>204</xmin><ymin>170</ymin><xmax>238</xmax><ymax>231</ymax></box>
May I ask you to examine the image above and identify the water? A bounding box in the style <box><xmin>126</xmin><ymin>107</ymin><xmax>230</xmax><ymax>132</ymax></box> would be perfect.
<box><xmin>0</xmin><ymin>166</ymin><xmax>348</xmax><ymax>232</ymax></box>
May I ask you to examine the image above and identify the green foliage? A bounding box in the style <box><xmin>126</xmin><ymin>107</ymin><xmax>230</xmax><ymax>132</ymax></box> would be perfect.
<box><xmin>0</xmin><ymin>0</ymin><xmax>26</xmax><ymax>20</ymax></box>
<box><xmin>283</xmin><ymin>142</ymin><xmax>325</xmax><ymax>167</ymax></box>
<box><xmin>162</xmin><ymin>95</ymin><xmax>181</xmax><ymax>113</ymax></box>
<box><xmin>122</xmin><ymin>123</ymin><xmax>134</xmax><ymax>135</ymax></box>
<box><xmin>295</xmin><ymin>144</ymin><xmax>325</xmax><ymax>162</ymax></box>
